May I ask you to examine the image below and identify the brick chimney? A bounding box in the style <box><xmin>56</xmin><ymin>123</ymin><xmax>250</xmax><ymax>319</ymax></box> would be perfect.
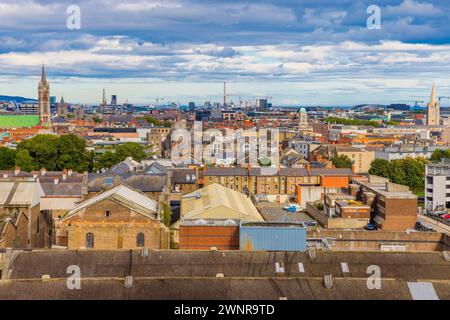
<box><xmin>305</xmin><ymin>163</ymin><xmax>311</xmax><ymax>173</ymax></box>
<box><xmin>62</xmin><ymin>169</ymin><xmax>68</xmax><ymax>181</ymax></box>
<box><xmin>54</xmin><ymin>177</ymin><xmax>59</xmax><ymax>185</ymax></box>
<box><xmin>40</xmin><ymin>168</ymin><xmax>47</xmax><ymax>176</ymax></box>
<box><xmin>68</xmin><ymin>169</ymin><xmax>73</xmax><ymax>176</ymax></box>
<box><xmin>14</xmin><ymin>167</ymin><xmax>20</xmax><ymax>176</ymax></box>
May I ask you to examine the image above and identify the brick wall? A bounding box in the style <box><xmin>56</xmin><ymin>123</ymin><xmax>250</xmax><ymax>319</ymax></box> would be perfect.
<box><xmin>179</xmin><ymin>225</ymin><xmax>239</xmax><ymax>250</ymax></box>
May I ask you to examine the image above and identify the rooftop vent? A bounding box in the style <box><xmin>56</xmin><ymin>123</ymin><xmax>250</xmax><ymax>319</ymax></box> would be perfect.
<box><xmin>275</xmin><ymin>262</ymin><xmax>285</xmax><ymax>273</ymax></box>
<box><xmin>443</xmin><ymin>251</ymin><xmax>450</xmax><ymax>262</ymax></box>
<box><xmin>341</xmin><ymin>262</ymin><xmax>350</xmax><ymax>273</ymax></box>
<box><xmin>324</xmin><ymin>275</ymin><xmax>333</xmax><ymax>289</ymax></box>
<box><xmin>41</xmin><ymin>275</ymin><xmax>51</xmax><ymax>282</ymax></box>
<box><xmin>140</xmin><ymin>248</ymin><xmax>149</xmax><ymax>257</ymax></box>
<box><xmin>308</xmin><ymin>247</ymin><xmax>317</xmax><ymax>260</ymax></box>
<box><xmin>124</xmin><ymin>276</ymin><xmax>133</xmax><ymax>289</ymax></box>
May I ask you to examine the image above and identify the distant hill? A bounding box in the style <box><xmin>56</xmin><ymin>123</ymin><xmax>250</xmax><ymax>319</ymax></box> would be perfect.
<box><xmin>0</xmin><ymin>95</ymin><xmax>37</xmax><ymax>103</ymax></box>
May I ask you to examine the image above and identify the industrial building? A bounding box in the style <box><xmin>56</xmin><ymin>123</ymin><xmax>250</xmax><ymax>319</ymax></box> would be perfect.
<box><xmin>1</xmin><ymin>250</ymin><xmax>449</xmax><ymax>300</ymax></box>
<box><xmin>178</xmin><ymin>183</ymin><xmax>264</xmax><ymax>223</ymax></box>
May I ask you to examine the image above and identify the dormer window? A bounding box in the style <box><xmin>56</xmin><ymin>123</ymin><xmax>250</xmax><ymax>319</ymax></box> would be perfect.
<box><xmin>105</xmin><ymin>211</ymin><xmax>111</xmax><ymax>218</ymax></box>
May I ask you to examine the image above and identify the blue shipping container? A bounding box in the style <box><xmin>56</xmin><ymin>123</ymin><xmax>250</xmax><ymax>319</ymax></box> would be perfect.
<box><xmin>239</xmin><ymin>222</ymin><xmax>307</xmax><ymax>252</ymax></box>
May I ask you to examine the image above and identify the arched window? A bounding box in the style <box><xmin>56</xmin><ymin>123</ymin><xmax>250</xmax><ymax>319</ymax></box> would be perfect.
<box><xmin>86</xmin><ymin>233</ymin><xmax>94</xmax><ymax>248</ymax></box>
<box><xmin>136</xmin><ymin>233</ymin><xmax>145</xmax><ymax>247</ymax></box>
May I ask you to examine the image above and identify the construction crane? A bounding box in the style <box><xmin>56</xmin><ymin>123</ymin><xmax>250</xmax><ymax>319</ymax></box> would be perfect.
<box><xmin>225</xmin><ymin>94</ymin><xmax>242</xmax><ymax>108</ymax></box>
<box><xmin>252</xmin><ymin>96</ymin><xmax>273</xmax><ymax>109</ymax></box>
<box><xmin>412</xmin><ymin>100</ymin><xmax>424</xmax><ymax>107</ymax></box>
<box><xmin>155</xmin><ymin>97</ymin><xmax>164</xmax><ymax>107</ymax></box>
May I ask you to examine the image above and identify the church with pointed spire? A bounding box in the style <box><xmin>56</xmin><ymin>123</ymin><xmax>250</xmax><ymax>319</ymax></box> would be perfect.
<box><xmin>38</xmin><ymin>64</ymin><xmax>51</xmax><ymax>125</ymax></box>
<box><xmin>427</xmin><ymin>83</ymin><xmax>440</xmax><ymax>126</ymax></box>
<box><xmin>57</xmin><ymin>96</ymin><xmax>67</xmax><ymax>118</ymax></box>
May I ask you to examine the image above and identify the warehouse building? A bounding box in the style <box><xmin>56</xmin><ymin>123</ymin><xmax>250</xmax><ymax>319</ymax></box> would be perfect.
<box><xmin>177</xmin><ymin>184</ymin><xmax>264</xmax><ymax>250</ymax></box>
<box><xmin>1</xmin><ymin>250</ymin><xmax>449</xmax><ymax>300</ymax></box>
<box><xmin>55</xmin><ymin>184</ymin><xmax>170</xmax><ymax>250</ymax></box>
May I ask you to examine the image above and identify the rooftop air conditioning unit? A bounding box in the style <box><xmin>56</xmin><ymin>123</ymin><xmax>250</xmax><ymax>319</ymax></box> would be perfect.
<box><xmin>324</xmin><ymin>275</ymin><xmax>333</xmax><ymax>289</ymax></box>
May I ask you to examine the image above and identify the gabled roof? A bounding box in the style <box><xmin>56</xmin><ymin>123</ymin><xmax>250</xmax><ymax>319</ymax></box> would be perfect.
<box><xmin>87</xmin><ymin>173</ymin><xmax>167</xmax><ymax>192</ymax></box>
<box><xmin>62</xmin><ymin>184</ymin><xmax>158</xmax><ymax>220</ymax></box>
<box><xmin>171</xmin><ymin>169</ymin><xmax>197</xmax><ymax>184</ymax></box>
<box><xmin>0</xmin><ymin>180</ymin><xmax>44</xmax><ymax>207</ymax></box>
<box><xmin>143</xmin><ymin>162</ymin><xmax>168</xmax><ymax>175</ymax></box>
<box><xmin>181</xmin><ymin>183</ymin><xmax>264</xmax><ymax>222</ymax></box>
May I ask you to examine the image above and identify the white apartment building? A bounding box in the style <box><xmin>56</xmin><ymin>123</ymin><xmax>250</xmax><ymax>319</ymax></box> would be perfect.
<box><xmin>425</xmin><ymin>159</ymin><xmax>450</xmax><ymax>212</ymax></box>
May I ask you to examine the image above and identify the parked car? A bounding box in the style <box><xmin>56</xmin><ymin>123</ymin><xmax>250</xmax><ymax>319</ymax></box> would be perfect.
<box><xmin>303</xmin><ymin>220</ymin><xmax>318</xmax><ymax>227</ymax></box>
<box><xmin>441</xmin><ymin>214</ymin><xmax>450</xmax><ymax>220</ymax></box>
<box><xmin>415</xmin><ymin>222</ymin><xmax>436</xmax><ymax>232</ymax></box>
<box><xmin>283</xmin><ymin>204</ymin><xmax>301</xmax><ymax>213</ymax></box>
<box><xmin>364</xmin><ymin>223</ymin><xmax>376</xmax><ymax>231</ymax></box>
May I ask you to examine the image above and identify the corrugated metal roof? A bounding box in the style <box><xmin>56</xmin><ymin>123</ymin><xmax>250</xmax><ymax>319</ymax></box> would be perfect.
<box><xmin>0</xmin><ymin>182</ymin><xmax>15</xmax><ymax>204</ymax></box>
<box><xmin>181</xmin><ymin>183</ymin><xmax>264</xmax><ymax>222</ymax></box>
<box><xmin>0</xmin><ymin>181</ymin><xmax>43</xmax><ymax>207</ymax></box>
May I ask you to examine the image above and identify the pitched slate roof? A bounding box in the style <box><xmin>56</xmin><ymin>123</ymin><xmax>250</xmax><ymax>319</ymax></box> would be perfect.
<box><xmin>62</xmin><ymin>184</ymin><xmax>158</xmax><ymax>220</ymax></box>
<box><xmin>171</xmin><ymin>169</ymin><xmax>197</xmax><ymax>184</ymax></box>
<box><xmin>88</xmin><ymin>173</ymin><xmax>167</xmax><ymax>193</ymax></box>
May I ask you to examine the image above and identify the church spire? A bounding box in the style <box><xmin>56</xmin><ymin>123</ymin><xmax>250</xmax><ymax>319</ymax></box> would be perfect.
<box><xmin>430</xmin><ymin>82</ymin><xmax>437</xmax><ymax>105</ymax></box>
<box><xmin>41</xmin><ymin>63</ymin><xmax>47</xmax><ymax>83</ymax></box>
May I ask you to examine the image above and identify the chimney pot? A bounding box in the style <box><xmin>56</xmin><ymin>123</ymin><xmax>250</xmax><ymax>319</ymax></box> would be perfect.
<box><xmin>14</xmin><ymin>167</ymin><xmax>20</xmax><ymax>176</ymax></box>
<box><xmin>54</xmin><ymin>178</ymin><xmax>59</xmax><ymax>185</ymax></box>
<box><xmin>41</xmin><ymin>168</ymin><xmax>47</xmax><ymax>176</ymax></box>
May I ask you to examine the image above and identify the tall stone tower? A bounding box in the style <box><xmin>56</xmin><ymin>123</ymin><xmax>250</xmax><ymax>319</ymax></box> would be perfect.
<box><xmin>298</xmin><ymin>108</ymin><xmax>308</xmax><ymax>128</ymax></box>
<box><xmin>427</xmin><ymin>83</ymin><xmax>440</xmax><ymax>126</ymax></box>
<box><xmin>58</xmin><ymin>96</ymin><xmax>67</xmax><ymax>118</ymax></box>
<box><xmin>38</xmin><ymin>64</ymin><xmax>51</xmax><ymax>124</ymax></box>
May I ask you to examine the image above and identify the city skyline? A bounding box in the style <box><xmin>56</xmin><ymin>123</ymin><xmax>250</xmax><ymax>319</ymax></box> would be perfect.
<box><xmin>1</xmin><ymin>0</ymin><xmax>450</xmax><ymax>105</ymax></box>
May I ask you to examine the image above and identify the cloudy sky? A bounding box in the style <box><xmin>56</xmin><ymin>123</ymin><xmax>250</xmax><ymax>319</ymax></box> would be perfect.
<box><xmin>0</xmin><ymin>0</ymin><xmax>450</xmax><ymax>106</ymax></box>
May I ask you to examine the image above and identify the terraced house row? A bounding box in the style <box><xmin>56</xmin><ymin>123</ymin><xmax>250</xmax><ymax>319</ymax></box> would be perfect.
<box><xmin>202</xmin><ymin>166</ymin><xmax>353</xmax><ymax>205</ymax></box>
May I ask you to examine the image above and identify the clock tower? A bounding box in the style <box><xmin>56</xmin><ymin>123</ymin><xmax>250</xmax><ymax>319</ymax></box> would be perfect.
<box><xmin>38</xmin><ymin>64</ymin><xmax>51</xmax><ymax>125</ymax></box>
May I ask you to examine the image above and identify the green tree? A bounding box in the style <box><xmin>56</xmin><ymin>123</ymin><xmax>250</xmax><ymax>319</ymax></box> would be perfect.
<box><xmin>93</xmin><ymin>116</ymin><xmax>102</xmax><ymax>124</ymax></box>
<box><xmin>430</xmin><ymin>149</ymin><xmax>450</xmax><ymax>162</ymax></box>
<box><xmin>369</xmin><ymin>158</ymin><xmax>392</xmax><ymax>177</ymax></box>
<box><xmin>0</xmin><ymin>147</ymin><xmax>17</xmax><ymax>170</ymax></box>
<box><xmin>15</xmin><ymin>150</ymin><xmax>35</xmax><ymax>172</ymax></box>
<box><xmin>57</xmin><ymin>134</ymin><xmax>90</xmax><ymax>172</ymax></box>
<box><xmin>325</xmin><ymin>117</ymin><xmax>380</xmax><ymax>128</ymax></box>
<box><xmin>143</xmin><ymin>116</ymin><xmax>162</xmax><ymax>126</ymax></box>
<box><xmin>115</xmin><ymin>143</ymin><xmax>147</xmax><ymax>162</ymax></box>
<box><xmin>331</xmin><ymin>154</ymin><xmax>354</xmax><ymax>169</ymax></box>
<box><xmin>369</xmin><ymin>157</ymin><xmax>428</xmax><ymax>195</ymax></box>
<box><xmin>18</xmin><ymin>134</ymin><xmax>59</xmax><ymax>170</ymax></box>
<box><xmin>161</xmin><ymin>202</ymin><xmax>172</xmax><ymax>227</ymax></box>
<box><xmin>402</xmin><ymin>157</ymin><xmax>427</xmax><ymax>194</ymax></box>
<box><xmin>94</xmin><ymin>151</ymin><xmax>117</xmax><ymax>171</ymax></box>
